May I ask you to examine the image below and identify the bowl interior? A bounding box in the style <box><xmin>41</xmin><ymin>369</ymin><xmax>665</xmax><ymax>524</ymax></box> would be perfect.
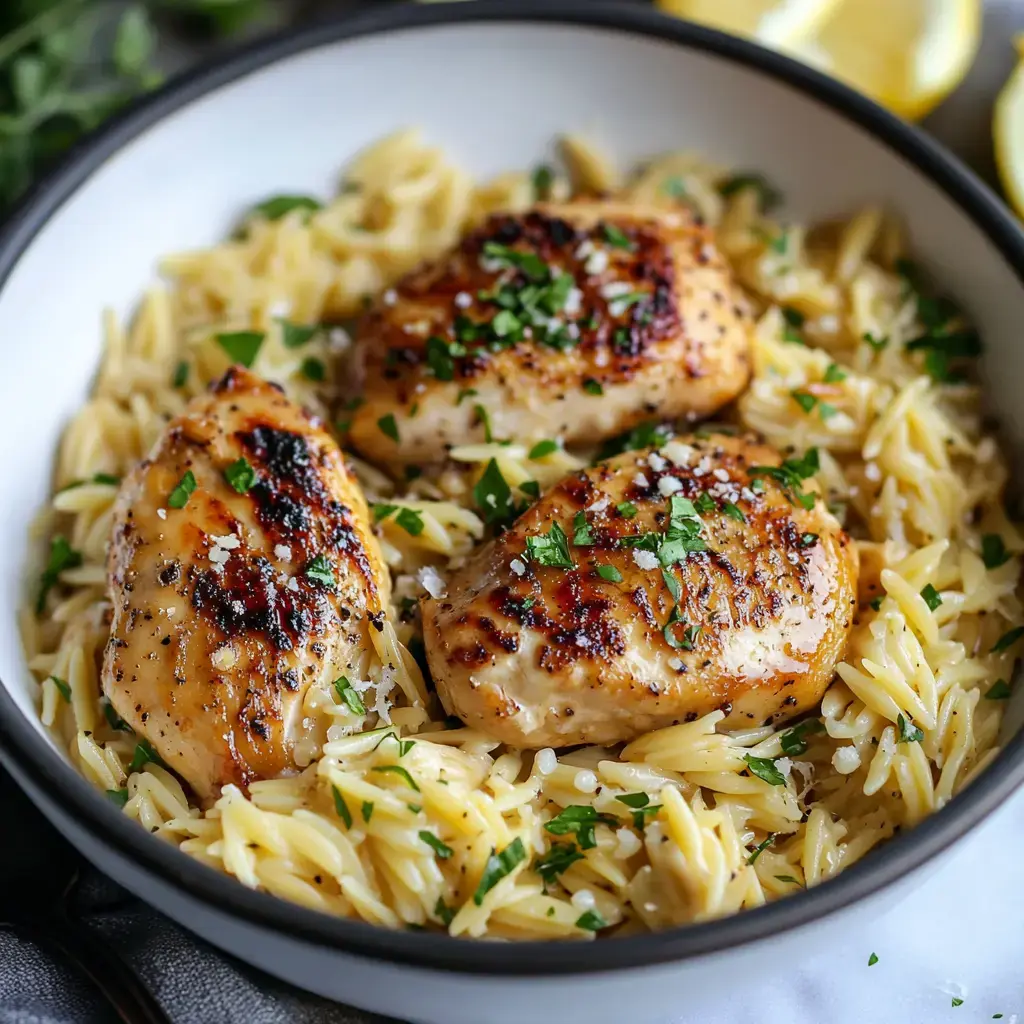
<box><xmin>1</xmin><ymin>5</ymin><xmax>1023</xmax><ymax>958</ymax></box>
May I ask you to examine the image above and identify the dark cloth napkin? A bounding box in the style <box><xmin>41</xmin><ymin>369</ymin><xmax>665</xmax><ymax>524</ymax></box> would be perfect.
<box><xmin>0</xmin><ymin>767</ymin><xmax>397</xmax><ymax>1024</ymax></box>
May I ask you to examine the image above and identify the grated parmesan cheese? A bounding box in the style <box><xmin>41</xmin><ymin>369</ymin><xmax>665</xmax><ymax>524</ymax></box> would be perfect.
<box><xmin>632</xmin><ymin>549</ymin><xmax>659</xmax><ymax>571</ymax></box>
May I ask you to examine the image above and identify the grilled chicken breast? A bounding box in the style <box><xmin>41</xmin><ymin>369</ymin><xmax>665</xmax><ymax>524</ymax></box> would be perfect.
<box><xmin>422</xmin><ymin>432</ymin><xmax>857</xmax><ymax>748</ymax></box>
<box><xmin>103</xmin><ymin>366</ymin><xmax>389</xmax><ymax>805</ymax></box>
<box><xmin>348</xmin><ymin>200</ymin><xmax>752</xmax><ymax>466</ymax></box>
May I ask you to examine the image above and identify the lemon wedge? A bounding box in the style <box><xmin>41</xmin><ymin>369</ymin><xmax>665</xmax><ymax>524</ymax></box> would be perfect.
<box><xmin>995</xmin><ymin>36</ymin><xmax>1024</xmax><ymax>220</ymax></box>
<box><xmin>654</xmin><ymin>0</ymin><xmax>841</xmax><ymax>48</ymax></box>
<box><xmin>788</xmin><ymin>0</ymin><xmax>980</xmax><ymax>120</ymax></box>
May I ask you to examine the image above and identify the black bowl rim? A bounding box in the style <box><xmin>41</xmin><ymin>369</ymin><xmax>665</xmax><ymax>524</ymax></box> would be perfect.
<box><xmin>2</xmin><ymin>0</ymin><xmax>1024</xmax><ymax>979</ymax></box>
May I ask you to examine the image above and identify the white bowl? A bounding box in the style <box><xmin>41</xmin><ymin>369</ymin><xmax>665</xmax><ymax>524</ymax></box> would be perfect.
<box><xmin>1</xmin><ymin>4</ymin><xmax>1023</xmax><ymax>1023</ymax></box>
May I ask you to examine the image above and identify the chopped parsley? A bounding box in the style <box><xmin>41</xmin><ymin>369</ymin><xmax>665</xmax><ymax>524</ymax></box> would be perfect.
<box><xmin>744</xmin><ymin>754</ymin><xmax>787</xmax><ymax>786</ymax></box>
<box><xmin>862</xmin><ymin>332</ymin><xmax>889</xmax><ymax>352</ymax></box>
<box><xmin>370</xmin><ymin>765</ymin><xmax>420</xmax><ymax>791</ymax></box>
<box><xmin>372</xmin><ymin>503</ymin><xmax>398</xmax><ymax>522</ymax></box>
<box><xmin>582</xmin><ymin>378</ymin><xmax>604</xmax><ymax>396</ymax></box>
<box><xmin>36</xmin><ymin>535</ymin><xmax>82</xmax><ymax>613</ymax></box>
<box><xmin>473</xmin><ymin>458</ymin><xmax>514</xmax><ymax>526</ymax></box>
<box><xmin>419</xmin><ymin>830</ymin><xmax>454</xmax><ymax>859</ymax></box>
<box><xmin>279</xmin><ymin>320</ymin><xmax>318</xmax><ymax>349</ymax></box>
<box><xmin>596</xmin><ymin>564</ymin><xmax>623</xmax><ymax>583</ymax></box>
<box><xmin>982</xmin><ymin>534</ymin><xmax>1011</xmax><ymax>569</ymax></box>
<box><xmin>920</xmin><ymin>583</ymin><xmax>942</xmax><ymax>611</ymax></box>
<box><xmin>749</xmin><ymin>448</ymin><xmax>819</xmax><ymax>509</ymax></box>
<box><xmin>616</xmin><ymin>501</ymin><xmax>638</xmax><ymax>518</ymax></box>
<box><xmin>952</xmin><ymin>998</ymin><xmax>963</xmax><ymax>1008</ymax></box>
<box><xmin>615</xmin><ymin>791</ymin><xmax>662</xmax><ymax>830</ymax></box>
<box><xmin>532</xmin><ymin>164</ymin><xmax>554</xmax><ymax>200</ymax></box>
<box><xmin>300</xmin><ymin>356</ymin><xmax>325</xmax><ymax>382</ymax></box>
<box><xmin>799</xmin><ymin>533</ymin><xmax>819</xmax><ymax>549</ymax></box>
<box><xmin>127</xmin><ymin>738</ymin><xmax>164</xmax><ymax>774</ymax></box>
<box><xmin>746</xmin><ymin>834</ymin><xmax>775</xmax><ymax>864</ymax></box>
<box><xmin>780</xmin><ymin>718</ymin><xmax>825</xmax><ymax>756</ymax></box>
<box><xmin>818</xmin><ymin>402</ymin><xmax>838</xmax><ymax>420</ymax></box>
<box><xmin>394</xmin><ymin>508</ymin><xmax>425</xmax><ymax>537</ymax></box>
<box><xmin>106</xmin><ymin>789</ymin><xmax>129</xmax><ymax>808</ymax></box>
<box><xmin>897</xmin><ymin>713</ymin><xmax>924</xmax><ymax>743</ymax></box>
<box><xmin>544</xmin><ymin>805</ymin><xmax>617</xmax><ymax>850</ymax></box>
<box><xmin>992</xmin><ymin>626</ymin><xmax>1024</xmax><ymax>654</ymax></box>
<box><xmin>776</xmin><ymin>875</ymin><xmax>801</xmax><ymax>885</ymax></box>
<box><xmin>693</xmin><ymin>491</ymin><xmax>716</xmax><ymax>515</ymax></box>
<box><xmin>572</xmin><ymin>511</ymin><xmax>594</xmax><ymax>546</ymax></box>
<box><xmin>717</xmin><ymin>173</ymin><xmax>781</xmax><ymax>211</ymax></box>
<box><xmin>868</xmin><ymin>952</ymin><xmax>879</xmax><ymax>966</ymax></box>
<box><xmin>434</xmin><ymin>897</ymin><xmax>455</xmax><ymax>927</ymax></box>
<box><xmin>224</xmin><ymin>457</ymin><xmax>256</xmax><ymax>495</ymax></box>
<box><xmin>986</xmin><ymin>679</ymin><xmax>1012</xmax><ymax>700</ymax></box>
<box><xmin>870</xmin><ymin>596</ymin><xmax>884</xmax><ymax>611</ymax></box>
<box><xmin>781</xmin><ymin>306</ymin><xmax>805</xmax><ymax>344</ymax></box>
<box><xmin>473</xmin><ymin>837</ymin><xmax>527</xmax><ymax>904</ymax></box>
<box><xmin>575</xmin><ymin>910</ymin><xmax>607</xmax><ymax>932</ymax></box>
<box><xmin>49</xmin><ymin>676</ymin><xmax>71</xmax><ymax>702</ymax></box>
<box><xmin>481</xmin><ymin>241</ymin><xmax>548</xmax><ymax>281</ymax></box>
<box><xmin>595</xmin><ymin>421</ymin><xmax>673</xmax><ymax>461</ymax></box>
<box><xmin>473</xmin><ymin>403</ymin><xmax>494</xmax><ymax>443</ymax></box>
<box><xmin>333</xmin><ymin>676</ymin><xmax>366</xmax><ymax>716</ymax></box>
<box><xmin>167</xmin><ymin>470</ymin><xmax>197</xmax><ymax>509</ymax></box>
<box><xmin>533</xmin><ymin>842</ymin><xmax>584</xmax><ymax>883</ymax></box>
<box><xmin>362</xmin><ymin>801</ymin><xmax>375</xmax><ymax>823</ymax></box>
<box><xmin>456</xmin><ymin>387</ymin><xmax>478</xmax><ymax>405</ymax></box>
<box><xmin>791</xmin><ymin>390</ymin><xmax>817</xmax><ymax>413</ymax></box>
<box><xmin>601</xmin><ymin>223</ymin><xmax>633</xmax><ymax>250</ymax></box>
<box><xmin>824</xmin><ymin>362</ymin><xmax>847</xmax><ymax>383</ymax></box>
<box><xmin>519</xmin><ymin>480</ymin><xmax>541</xmax><ymax>500</ymax></box>
<box><xmin>663</xmin><ymin>607</ymin><xmax>700</xmax><ymax>651</ymax></box>
<box><xmin>216</xmin><ymin>330</ymin><xmax>264</xmax><ymax>368</ymax></box>
<box><xmin>304</xmin><ymin>554</ymin><xmax>336</xmax><ymax>588</ymax></box>
<box><xmin>377</xmin><ymin>413</ymin><xmax>400</xmax><ymax>443</ymax></box>
<box><xmin>332</xmin><ymin>785</ymin><xmax>353</xmax><ymax>828</ymax></box>
<box><xmin>662</xmin><ymin>568</ymin><xmax>682</xmax><ymax>603</ymax></box>
<box><xmin>526</xmin><ymin>522</ymin><xmax>574</xmax><ymax>569</ymax></box>
<box><xmin>102</xmin><ymin>701</ymin><xmax>131</xmax><ymax>733</ymax></box>
<box><xmin>658</xmin><ymin>495</ymin><xmax>706</xmax><ymax>565</ymax></box>
<box><xmin>250</xmin><ymin>195</ymin><xmax>322</xmax><ymax>221</ymax></box>
<box><xmin>722</xmin><ymin>502</ymin><xmax>746</xmax><ymax>523</ymax></box>
<box><xmin>529</xmin><ymin>439</ymin><xmax>558</xmax><ymax>460</ymax></box>
<box><xmin>172</xmin><ymin>360</ymin><xmax>189</xmax><ymax>388</ymax></box>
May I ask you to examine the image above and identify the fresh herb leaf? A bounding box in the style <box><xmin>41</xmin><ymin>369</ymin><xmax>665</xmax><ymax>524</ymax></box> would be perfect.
<box><xmin>456</xmin><ymin>387</ymin><xmax>478</xmax><ymax>405</ymax></box>
<box><xmin>481</xmin><ymin>241</ymin><xmax>548</xmax><ymax>281</ymax></box>
<box><xmin>982</xmin><ymin>534</ymin><xmax>1011</xmax><ymax>569</ymax></box>
<box><xmin>394</xmin><ymin>508</ymin><xmax>425</xmax><ymax>537</ymax></box>
<box><xmin>824</xmin><ymin>362</ymin><xmax>847</xmax><ymax>383</ymax></box>
<box><xmin>304</xmin><ymin>554</ymin><xmax>335</xmax><ymax>588</ymax></box>
<box><xmin>279</xmin><ymin>320</ymin><xmax>318</xmax><ymax>349</ymax></box>
<box><xmin>596</xmin><ymin>564</ymin><xmax>623</xmax><ymax>583</ymax></box>
<box><xmin>362</xmin><ymin>800</ymin><xmax>375</xmax><ymax>823</ymax></box>
<box><xmin>747</xmin><ymin>834</ymin><xmax>775</xmax><ymax>864</ymax></box>
<box><xmin>167</xmin><ymin>470</ymin><xmax>197</xmax><ymax>510</ymax></box>
<box><xmin>722</xmin><ymin>502</ymin><xmax>746</xmax><ymax>523</ymax></box>
<box><xmin>863</xmin><ymin>332</ymin><xmax>889</xmax><ymax>352</ymax></box>
<box><xmin>172</xmin><ymin>360</ymin><xmax>189</xmax><ymax>388</ymax></box>
<box><xmin>370</xmin><ymin>765</ymin><xmax>420</xmax><ymax>791</ymax></box>
<box><xmin>897</xmin><ymin>713</ymin><xmax>924</xmax><ymax>743</ymax></box>
<box><xmin>575</xmin><ymin>910</ymin><xmax>607</xmax><ymax>932</ymax></box>
<box><xmin>869</xmin><ymin>596</ymin><xmax>883</xmax><ymax>611</ymax></box>
<box><xmin>49</xmin><ymin>675</ymin><xmax>71</xmax><ymax>702</ymax></box>
<box><xmin>595</xmin><ymin>422</ymin><xmax>673</xmax><ymax>461</ymax></box>
<box><xmin>127</xmin><ymin>738</ymin><xmax>163</xmax><ymax>774</ymax></box>
<box><xmin>868</xmin><ymin>952</ymin><xmax>879</xmax><ymax>966</ymax></box>
<box><xmin>952</xmin><ymin>998</ymin><xmax>963</xmax><ymax>1008</ymax></box>
<box><xmin>473</xmin><ymin>403</ymin><xmax>494</xmax><ymax>443</ymax></box>
<box><xmin>717</xmin><ymin>174</ymin><xmax>781</xmax><ymax>211</ymax></box>
<box><xmin>419</xmin><ymin>830</ymin><xmax>454</xmax><ymax>859</ymax></box>
<box><xmin>780</xmin><ymin>718</ymin><xmax>825</xmax><ymax>756</ymax></box>
<box><xmin>529</xmin><ymin>439</ymin><xmax>558</xmax><ymax>459</ymax></box>
<box><xmin>776</xmin><ymin>875</ymin><xmax>801</xmax><ymax>885</ymax></box>
<box><xmin>377</xmin><ymin>413</ymin><xmax>399</xmax><ymax>443</ymax></box>
<box><xmin>526</xmin><ymin>522</ymin><xmax>575</xmax><ymax>569</ymax></box>
<box><xmin>473</xmin><ymin>458</ymin><xmax>514</xmax><ymax>526</ymax></box>
<box><xmin>216</xmin><ymin>331</ymin><xmax>264</xmax><ymax>367</ymax></box>
<box><xmin>434</xmin><ymin>897</ymin><xmax>455</xmax><ymax>926</ymax></box>
<box><xmin>693</xmin><ymin>492</ymin><xmax>716</xmax><ymax>515</ymax></box>
<box><xmin>532</xmin><ymin>164</ymin><xmax>554</xmax><ymax>200</ymax></box>
<box><xmin>102</xmin><ymin>701</ymin><xmax>131</xmax><ymax>733</ymax></box>
<box><xmin>544</xmin><ymin>805</ymin><xmax>617</xmax><ymax>850</ymax></box>
<box><xmin>333</xmin><ymin>676</ymin><xmax>366</xmax><ymax>716</ymax></box>
<box><xmin>799</xmin><ymin>533</ymin><xmax>819</xmax><ymax>549</ymax></box>
<box><xmin>533</xmin><ymin>842</ymin><xmax>584</xmax><ymax>882</ymax></box>
<box><xmin>251</xmin><ymin>195</ymin><xmax>322</xmax><ymax>221</ymax></box>
<box><xmin>744</xmin><ymin>754</ymin><xmax>787</xmax><ymax>786</ymax></box>
<box><xmin>662</xmin><ymin>568</ymin><xmax>682</xmax><ymax>603</ymax></box>
<box><xmin>473</xmin><ymin>837</ymin><xmax>527</xmax><ymax>904</ymax></box>
<box><xmin>791</xmin><ymin>390</ymin><xmax>817</xmax><ymax>413</ymax></box>
<box><xmin>224</xmin><ymin>457</ymin><xmax>255</xmax><ymax>494</ymax></box>
<box><xmin>986</xmin><ymin>679</ymin><xmax>1012</xmax><ymax>700</ymax></box>
<box><xmin>36</xmin><ymin>535</ymin><xmax>82</xmax><ymax>613</ymax></box>
<box><xmin>106</xmin><ymin>789</ymin><xmax>129</xmax><ymax>808</ymax></box>
<box><xmin>920</xmin><ymin>583</ymin><xmax>942</xmax><ymax>611</ymax></box>
<box><xmin>372</xmin><ymin>503</ymin><xmax>398</xmax><ymax>523</ymax></box>
<box><xmin>519</xmin><ymin>480</ymin><xmax>541</xmax><ymax>500</ymax></box>
<box><xmin>572</xmin><ymin>511</ymin><xmax>594</xmax><ymax>546</ymax></box>
<box><xmin>300</xmin><ymin>356</ymin><xmax>325</xmax><ymax>381</ymax></box>
<box><xmin>601</xmin><ymin>223</ymin><xmax>633</xmax><ymax>249</ymax></box>
<box><xmin>992</xmin><ymin>626</ymin><xmax>1024</xmax><ymax>654</ymax></box>
<box><xmin>582</xmin><ymin>378</ymin><xmax>604</xmax><ymax>396</ymax></box>
<box><xmin>616</xmin><ymin>501</ymin><xmax>638</xmax><ymax>518</ymax></box>
<box><xmin>332</xmin><ymin>785</ymin><xmax>352</xmax><ymax>828</ymax></box>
